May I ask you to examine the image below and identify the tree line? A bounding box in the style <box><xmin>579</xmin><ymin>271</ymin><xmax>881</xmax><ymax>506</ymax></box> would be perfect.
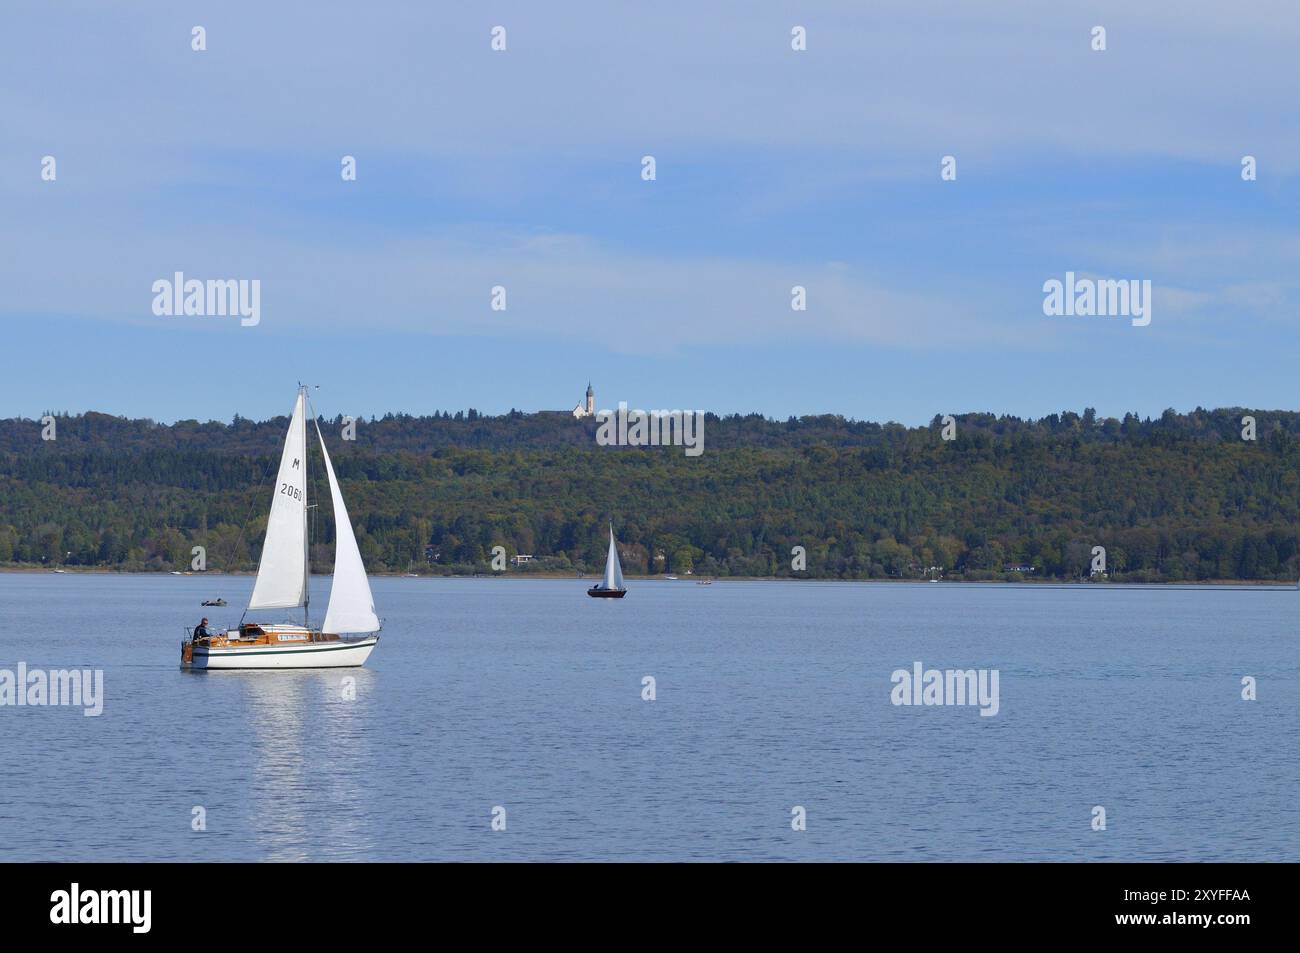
<box><xmin>1</xmin><ymin>406</ymin><xmax>1298</xmax><ymax>582</ymax></box>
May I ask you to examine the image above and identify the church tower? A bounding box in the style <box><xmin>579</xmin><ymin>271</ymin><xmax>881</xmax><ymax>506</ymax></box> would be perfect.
<box><xmin>572</xmin><ymin>382</ymin><xmax>596</xmax><ymax>419</ymax></box>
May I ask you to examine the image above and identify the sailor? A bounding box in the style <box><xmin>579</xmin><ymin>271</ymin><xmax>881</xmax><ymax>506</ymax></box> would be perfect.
<box><xmin>193</xmin><ymin>618</ymin><xmax>211</xmax><ymax>642</ymax></box>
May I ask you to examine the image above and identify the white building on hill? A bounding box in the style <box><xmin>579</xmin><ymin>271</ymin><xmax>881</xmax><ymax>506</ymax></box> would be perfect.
<box><xmin>572</xmin><ymin>382</ymin><xmax>595</xmax><ymax>419</ymax></box>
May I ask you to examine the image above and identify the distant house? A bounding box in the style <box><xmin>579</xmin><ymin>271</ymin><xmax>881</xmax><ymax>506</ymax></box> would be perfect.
<box><xmin>511</xmin><ymin>554</ymin><xmax>534</xmax><ymax>565</ymax></box>
<box><xmin>1004</xmin><ymin>563</ymin><xmax>1036</xmax><ymax>573</ymax></box>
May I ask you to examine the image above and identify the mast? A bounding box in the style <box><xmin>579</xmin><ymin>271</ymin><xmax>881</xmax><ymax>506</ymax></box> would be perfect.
<box><xmin>301</xmin><ymin>384</ymin><xmax>310</xmax><ymax>628</ymax></box>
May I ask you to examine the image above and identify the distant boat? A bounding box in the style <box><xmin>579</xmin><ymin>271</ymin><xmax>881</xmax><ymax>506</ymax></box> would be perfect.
<box><xmin>587</xmin><ymin>524</ymin><xmax>628</xmax><ymax>598</ymax></box>
<box><xmin>181</xmin><ymin>387</ymin><xmax>381</xmax><ymax>670</ymax></box>
<box><xmin>665</xmin><ymin>574</ymin><xmax>678</xmax><ymax>581</ymax></box>
<box><xmin>201</xmin><ymin>598</ymin><xmax>227</xmax><ymax>607</ymax></box>
<box><xmin>696</xmin><ymin>579</ymin><xmax>712</xmax><ymax>586</ymax></box>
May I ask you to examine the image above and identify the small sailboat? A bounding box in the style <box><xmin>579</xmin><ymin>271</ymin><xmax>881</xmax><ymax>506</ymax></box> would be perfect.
<box><xmin>181</xmin><ymin>387</ymin><xmax>381</xmax><ymax>669</ymax></box>
<box><xmin>587</xmin><ymin>524</ymin><xmax>628</xmax><ymax>598</ymax></box>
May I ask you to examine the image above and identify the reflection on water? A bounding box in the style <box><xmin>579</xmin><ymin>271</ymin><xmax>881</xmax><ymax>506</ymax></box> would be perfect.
<box><xmin>233</xmin><ymin>669</ymin><xmax>377</xmax><ymax>861</ymax></box>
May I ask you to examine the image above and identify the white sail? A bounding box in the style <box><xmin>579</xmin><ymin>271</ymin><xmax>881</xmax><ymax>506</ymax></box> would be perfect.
<box><xmin>602</xmin><ymin>525</ymin><xmax>625</xmax><ymax>590</ymax></box>
<box><xmin>315</xmin><ymin>420</ymin><xmax>380</xmax><ymax>634</ymax></box>
<box><xmin>247</xmin><ymin>391</ymin><xmax>309</xmax><ymax>611</ymax></box>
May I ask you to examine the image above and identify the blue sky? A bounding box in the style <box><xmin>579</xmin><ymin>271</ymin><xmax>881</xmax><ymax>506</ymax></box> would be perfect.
<box><xmin>2</xmin><ymin>1</ymin><xmax>1299</xmax><ymax>425</ymax></box>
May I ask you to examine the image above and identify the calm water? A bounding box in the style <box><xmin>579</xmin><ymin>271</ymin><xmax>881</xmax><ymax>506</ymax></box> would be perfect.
<box><xmin>0</xmin><ymin>573</ymin><xmax>1295</xmax><ymax>862</ymax></box>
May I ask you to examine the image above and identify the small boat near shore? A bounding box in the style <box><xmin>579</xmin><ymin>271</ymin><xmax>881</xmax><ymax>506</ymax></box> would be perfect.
<box><xmin>181</xmin><ymin>386</ymin><xmax>381</xmax><ymax>670</ymax></box>
<box><xmin>587</xmin><ymin>524</ymin><xmax>628</xmax><ymax>598</ymax></box>
<box><xmin>201</xmin><ymin>598</ymin><xmax>227</xmax><ymax>607</ymax></box>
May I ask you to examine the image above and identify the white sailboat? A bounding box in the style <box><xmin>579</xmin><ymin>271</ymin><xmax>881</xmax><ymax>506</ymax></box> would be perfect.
<box><xmin>587</xmin><ymin>523</ymin><xmax>628</xmax><ymax>598</ymax></box>
<box><xmin>181</xmin><ymin>387</ymin><xmax>381</xmax><ymax>669</ymax></box>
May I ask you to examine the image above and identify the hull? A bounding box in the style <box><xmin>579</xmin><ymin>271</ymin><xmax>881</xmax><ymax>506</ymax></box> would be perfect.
<box><xmin>184</xmin><ymin>635</ymin><xmax>378</xmax><ymax>670</ymax></box>
<box><xmin>587</xmin><ymin>587</ymin><xmax>627</xmax><ymax>598</ymax></box>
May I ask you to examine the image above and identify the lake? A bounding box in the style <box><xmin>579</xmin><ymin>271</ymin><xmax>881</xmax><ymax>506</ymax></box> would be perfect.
<box><xmin>0</xmin><ymin>573</ymin><xmax>1295</xmax><ymax>861</ymax></box>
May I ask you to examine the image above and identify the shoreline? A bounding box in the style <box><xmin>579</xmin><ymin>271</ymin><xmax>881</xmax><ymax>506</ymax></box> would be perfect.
<box><xmin>0</xmin><ymin>566</ymin><xmax>1292</xmax><ymax>587</ymax></box>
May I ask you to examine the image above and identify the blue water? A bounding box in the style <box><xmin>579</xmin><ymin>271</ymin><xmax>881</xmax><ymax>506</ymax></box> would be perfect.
<box><xmin>0</xmin><ymin>573</ymin><xmax>1295</xmax><ymax>861</ymax></box>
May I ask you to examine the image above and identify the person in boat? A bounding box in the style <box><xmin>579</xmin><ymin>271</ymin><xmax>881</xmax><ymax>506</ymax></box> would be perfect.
<box><xmin>192</xmin><ymin>618</ymin><xmax>211</xmax><ymax>642</ymax></box>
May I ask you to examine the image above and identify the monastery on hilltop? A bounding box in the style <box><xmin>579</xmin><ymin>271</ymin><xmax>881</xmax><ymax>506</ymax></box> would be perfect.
<box><xmin>572</xmin><ymin>383</ymin><xmax>595</xmax><ymax>419</ymax></box>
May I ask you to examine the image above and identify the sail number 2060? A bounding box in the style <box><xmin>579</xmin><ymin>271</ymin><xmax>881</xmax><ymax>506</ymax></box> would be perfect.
<box><xmin>279</xmin><ymin>482</ymin><xmax>303</xmax><ymax>502</ymax></box>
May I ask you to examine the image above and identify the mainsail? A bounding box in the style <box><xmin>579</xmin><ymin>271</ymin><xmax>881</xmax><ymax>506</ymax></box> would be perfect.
<box><xmin>315</xmin><ymin>420</ymin><xmax>380</xmax><ymax>634</ymax></box>
<box><xmin>247</xmin><ymin>391</ymin><xmax>309</xmax><ymax>612</ymax></box>
<box><xmin>602</xmin><ymin>524</ymin><xmax>625</xmax><ymax>591</ymax></box>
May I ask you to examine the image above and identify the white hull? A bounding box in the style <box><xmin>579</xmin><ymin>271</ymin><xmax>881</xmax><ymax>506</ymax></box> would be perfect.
<box><xmin>187</xmin><ymin>636</ymin><xmax>378</xmax><ymax>670</ymax></box>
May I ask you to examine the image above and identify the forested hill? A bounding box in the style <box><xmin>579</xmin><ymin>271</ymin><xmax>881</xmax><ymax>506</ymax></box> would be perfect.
<box><xmin>2</xmin><ymin>406</ymin><xmax>1299</xmax><ymax>582</ymax></box>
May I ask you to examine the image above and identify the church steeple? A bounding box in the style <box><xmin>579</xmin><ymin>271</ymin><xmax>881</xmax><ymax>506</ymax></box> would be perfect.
<box><xmin>572</xmin><ymin>382</ymin><xmax>597</xmax><ymax>419</ymax></box>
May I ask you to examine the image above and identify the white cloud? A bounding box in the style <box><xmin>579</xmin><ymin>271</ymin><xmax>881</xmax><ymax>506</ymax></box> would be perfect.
<box><xmin>0</xmin><ymin>215</ymin><xmax>1045</xmax><ymax>351</ymax></box>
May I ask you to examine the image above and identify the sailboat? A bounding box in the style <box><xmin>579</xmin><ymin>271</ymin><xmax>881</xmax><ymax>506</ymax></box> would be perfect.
<box><xmin>181</xmin><ymin>387</ymin><xmax>381</xmax><ymax>669</ymax></box>
<box><xmin>587</xmin><ymin>523</ymin><xmax>628</xmax><ymax>598</ymax></box>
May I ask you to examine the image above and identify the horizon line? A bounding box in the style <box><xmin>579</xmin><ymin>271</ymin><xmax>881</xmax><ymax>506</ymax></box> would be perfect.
<box><xmin>6</xmin><ymin>403</ymin><xmax>1292</xmax><ymax>430</ymax></box>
